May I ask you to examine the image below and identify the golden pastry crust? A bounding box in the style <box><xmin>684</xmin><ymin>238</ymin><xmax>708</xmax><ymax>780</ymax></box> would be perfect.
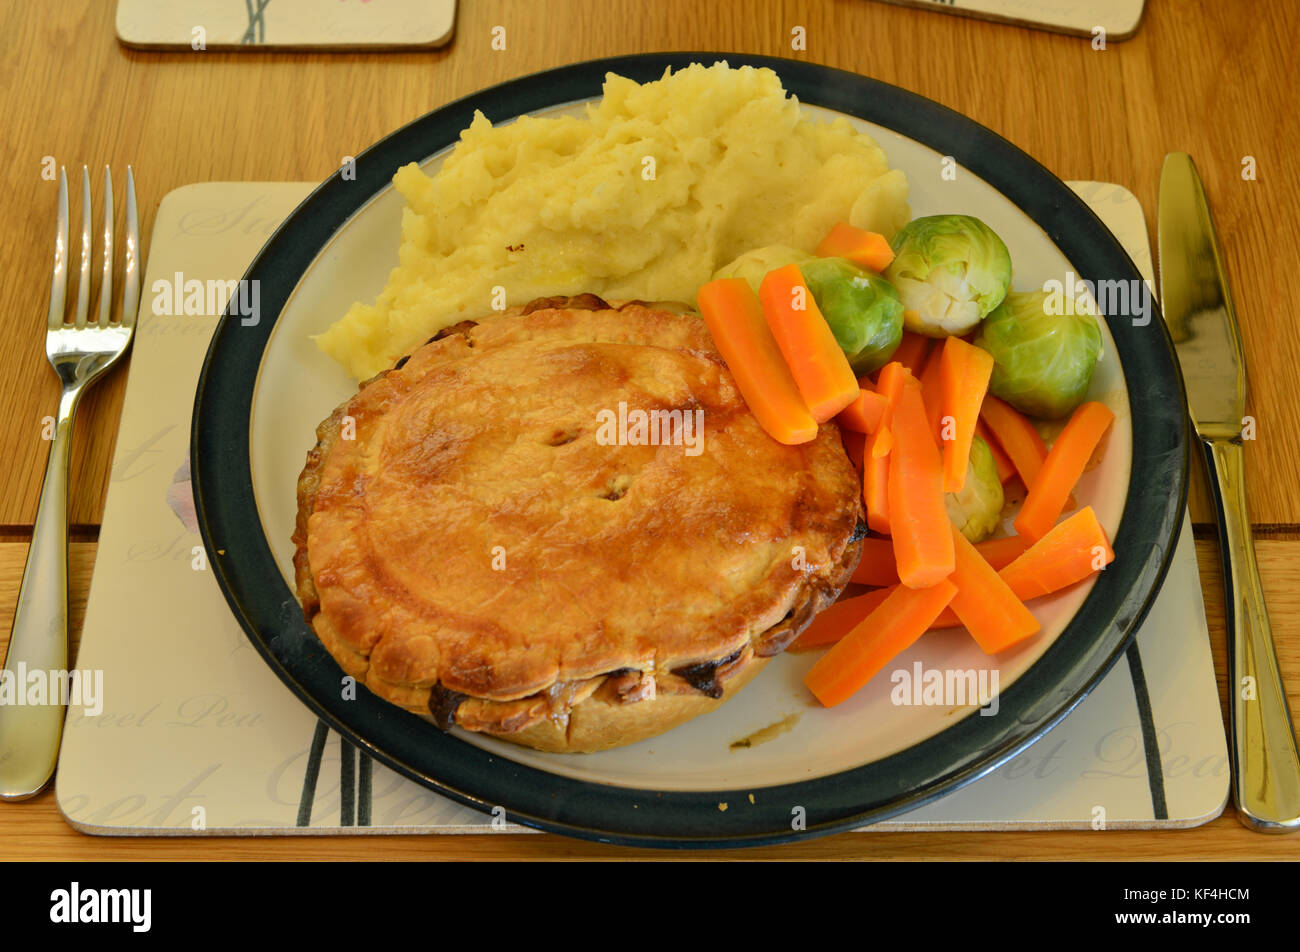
<box><xmin>293</xmin><ymin>297</ymin><xmax>864</xmax><ymax>752</ymax></box>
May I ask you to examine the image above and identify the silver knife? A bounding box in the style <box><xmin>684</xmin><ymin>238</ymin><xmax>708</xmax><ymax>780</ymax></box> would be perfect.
<box><xmin>1158</xmin><ymin>151</ymin><xmax>1300</xmax><ymax>832</ymax></box>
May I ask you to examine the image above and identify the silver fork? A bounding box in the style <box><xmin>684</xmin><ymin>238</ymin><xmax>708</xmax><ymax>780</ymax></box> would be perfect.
<box><xmin>0</xmin><ymin>166</ymin><xmax>139</xmax><ymax>800</ymax></box>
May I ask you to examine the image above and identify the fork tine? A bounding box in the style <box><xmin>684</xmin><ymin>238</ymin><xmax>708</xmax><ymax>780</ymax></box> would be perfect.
<box><xmin>98</xmin><ymin>166</ymin><xmax>114</xmax><ymax>327</ymax></box>
<box><xmin>46</xmin><ymin>168</ymin><xmax>68</xmax><ymax>331</ymax></box>
<box><xmin>73</xmin><ymin>166</ymin><xmax>91</xmax><ymax>329</ymax></box>
<box><xmin>121</xmin><ymin>166</ymin><xmax>140</xmax><ymax>329</ymax></box>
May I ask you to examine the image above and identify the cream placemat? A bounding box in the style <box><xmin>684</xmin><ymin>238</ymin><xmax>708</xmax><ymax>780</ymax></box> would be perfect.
<box><xmin>54</xmin><ymin>180</ymin><xmax>1226</xmax><ymax>835</ymax></box>
<box><xmin>875</xmin><ymin>0</ymin><xmax>1145</xmax><ymax>41</ymax></box>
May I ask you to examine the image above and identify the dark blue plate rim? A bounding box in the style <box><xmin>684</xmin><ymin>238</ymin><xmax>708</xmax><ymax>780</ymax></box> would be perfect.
<box><xmin>191</xmin><ymin>52</ymin><xmax>1189</xmax><ymax>849</ymax></box>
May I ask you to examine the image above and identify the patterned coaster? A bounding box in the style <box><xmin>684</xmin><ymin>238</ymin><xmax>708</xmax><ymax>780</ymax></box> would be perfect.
<box><xmin>875</xmin><ymin>0</ymin><xmax>1145</xmax><ymax>41</ymax></box>
<box><xmin>116</xmin><ymin>0</ymin><xmax>456</xmax><ymax>50</ymax></box>
<box><xmin>54</xmin><ymin>180</ymin><xmax>1226</xmax><ymax>836</ymax></box>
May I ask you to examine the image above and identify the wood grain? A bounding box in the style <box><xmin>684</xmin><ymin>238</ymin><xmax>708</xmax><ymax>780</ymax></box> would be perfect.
<box><xmin>0</xmin><ymin>538</ymin><xmax>1297</xmax><ymax>859</ymax></box>
<box><xmin>0</xmin><ymin>0</ymin><xmax>1298</xmax><ymax>527</ymax></box>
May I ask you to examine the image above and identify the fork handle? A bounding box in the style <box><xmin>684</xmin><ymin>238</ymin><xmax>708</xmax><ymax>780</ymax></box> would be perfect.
<box><xmin>1205</xmin><ymin>438</ymin><xmax>1300</xmax><ymax>831</ymax></box>
<box><xmin>0</xmin><ymin>384</ymin><xmax>82</xmax><ymax>800</ymax></box>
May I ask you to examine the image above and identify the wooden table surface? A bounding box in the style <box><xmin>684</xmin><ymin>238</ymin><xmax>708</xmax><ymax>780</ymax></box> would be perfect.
<box><xmin>1</xmin><ymin>0</ymin><xmax>1298</xmax><ymax>859</ymax></box>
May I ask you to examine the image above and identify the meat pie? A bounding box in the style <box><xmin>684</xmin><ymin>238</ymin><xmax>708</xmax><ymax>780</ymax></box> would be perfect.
<box><xmin>292</xmin><ymin>297</ymin><xmax>864</xmax><ymax>752</ymax></box>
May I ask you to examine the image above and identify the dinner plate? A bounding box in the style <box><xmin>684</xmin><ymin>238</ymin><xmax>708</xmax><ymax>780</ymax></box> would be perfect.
<box><xmin>191</xmin><ymin>53</ymin><xmax>1188</xmax><ymax>847</ymax></box>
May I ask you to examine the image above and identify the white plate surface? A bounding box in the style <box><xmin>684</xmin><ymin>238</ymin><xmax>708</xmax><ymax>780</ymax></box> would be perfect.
<box><xmin>248</xmin><ymin>99</ymin><xmax>1132</xmax><ymax>792</ymax></box>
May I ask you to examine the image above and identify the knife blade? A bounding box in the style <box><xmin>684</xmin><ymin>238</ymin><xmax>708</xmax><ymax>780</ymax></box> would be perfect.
<box><xmin>1158</xmin><ymin>151</ymin><xmax>1300</xmax><ymax>832</ymax></box>
<box><xmin>1158</xmin><ymin>153</ymin><xmax>1245</xmax><ymax>439</ymax></box>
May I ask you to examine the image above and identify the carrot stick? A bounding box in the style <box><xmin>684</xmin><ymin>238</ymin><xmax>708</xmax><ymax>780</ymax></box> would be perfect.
<box><xmin>976</xmin><ymin>418</ymin><xmax>1016</xmax><ymax>484</ymax></box>
<box><xmin>864</xmin><ymin>362</ymin><xmax>909</xmax><ymax>534</ymax></box>
<box><xmin>1013</xmin><ymin>402</ymin><xmax>1116</xmax><ymax>542</ymax></box>
<box><xmin>888</xmin><ymin>377</ymin><xmax>955</xmax><ymax>587</ymax></box>
<box><xmin>980</xmin><ymin>394</ymin><xmax>1050</xmax><ymax>489</ymax></box>
<box><xmin>869</xmin><ymin>585</ymin><xmax>958</xmax><ymax>629</ymax></box>
<box><xmin>803</xmin><ymin>579</ymin><xmax>958</xmax><ymax>706</ymax></box>
<box><xmin>872</xmin><ymin>365</ymin><xmax>912</xmax><ymax>444</ymax></box>
<box><xmin>850</xmin><ymin>537</ymin><xmax>900</xmax><ymax>587</ymax></box>
<box><xmin>788</xmin><ymin>590</ymin><xmax>893</xmax><ymax>652</ymax></box>
<box><xmin>871</xmin><ymin>425</ymin><xmax>893</xmax><ymax>458</ymax></box>
<box><xmin>864</xmin><ymin>455</ymin><xmax>890</xmax><ymax>535</ymax></box>
<box><xmin>759</xmin><ymin>264</ymin><xmax>860</xmax><ymax>422</ymax></box>
<box><xmin>932</xmin><ymin>604</ymin><xmax>960</xmax><ymax>628</ymax></box>
<box><xmin>837</xmin><ymin>388</ymin><xmax>888</xmax><ymax>434</ymax></box>
<box><xmin>974</xmin><ymin>534</ymin><xmax>1030</xmax><ymax>570</ymax></box>
<box><xmin>919</xmin><ymin>344</ymin><xmax>945</xmax><ymax>449</ymax></box>
<box><xmin>815</xmin><ymin>222</ymin><xmax>895</xmax><ymax>272</ymax></box>
<box><xmin>697</xmin><ymin>279</ymin><xmax>819</xmax><ymax>445</ymax></box>
<box><xmin>1001</xmin><ymin>506</ymin><xmax>1115</xmax><ymax>599</ymax></box>
<box><xmin>940</xmin><ymin>337</ymin><xmax>995</xmax><ymax>493</ymax></box>
<box><xmin>796</xmin><ymin>514</ymin><xmax>1112</xmax><ymax>653</ymax></box>
<box><xmin>891</xmin><ymin>331</ymin><xmax>932</xmax><ymax>377</ymax></box>
<box><xmin>947</xmin><ymin>526</ymin><xmax>1041</xmax><ymax>654</ymax></box>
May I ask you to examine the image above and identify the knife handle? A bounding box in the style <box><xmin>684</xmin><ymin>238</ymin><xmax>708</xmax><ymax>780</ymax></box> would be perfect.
<box><xmin>1204</xmin><ymin>438</ymin><xmax>1300</xmax><ymax>831</ymax></box>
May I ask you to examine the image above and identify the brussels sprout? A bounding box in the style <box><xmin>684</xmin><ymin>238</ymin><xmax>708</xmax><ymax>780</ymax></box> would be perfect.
<box><xmin>974</xmin><ymin>290</ymin><xmax>1102</xmax><ymax>419</ymax></box>
<box><xmin>945</xmin><ymin>436</ymin><xmax>1004</xmax><ymax>543</ymax></box>
<box><xmin>713</xmin><ymin>245</ymin><xmax>810</xmax><ymax>294</ymax></box>
<box><xmin>798</xmin><ymin>257</ymin><xmax>905</xmax><ymax>375</ymax></box>
<box><xmin>885</xmin><ymin>215</ymin><xmax>1013</xmax><ymax>337</ymax></box>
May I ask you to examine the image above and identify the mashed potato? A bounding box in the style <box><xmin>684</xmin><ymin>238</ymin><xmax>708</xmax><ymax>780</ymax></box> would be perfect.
<box><xmin>318</xmin><ymin>62</ymin><xmax>910</xmax><ymax>380</ymax></box>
